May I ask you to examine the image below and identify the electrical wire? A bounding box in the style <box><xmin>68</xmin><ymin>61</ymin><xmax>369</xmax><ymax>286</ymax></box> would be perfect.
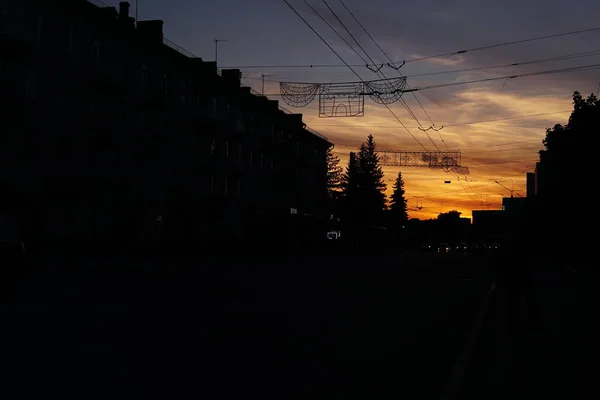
<box><xmin>254</xmin><ymin>62</ymin><xmax>600</xmax><ymax>95</ymax></box>
<box><xmin>333</xmin><ymin>0</ymin><xmax>481</xmax><ymax>204</ymax></box>
<box><xmin>223</xmin><ymin>26</ymin><xmax>600</xmax><ymax>69</ymax></box>
<box><xmin>239</xmin><ymin>48</ymin><xmax>600</xmax><ymax>84</ymax></box>
<box><xmin>284</xmin><ymin>0</ymin><xmax>429</xmax><ymax>150</ymax></box>
<box><xmin>308</xmin><ymin>109</ymin><xmax>571</xmax><ymax>129</ymax></box>
<box><xmin>337</xmin><ymin>0</ymin><xmax>446</xmax><ymax>146</ymax></box>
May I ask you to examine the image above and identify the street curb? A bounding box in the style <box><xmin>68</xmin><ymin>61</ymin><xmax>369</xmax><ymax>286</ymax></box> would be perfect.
<box><xmin>440</xmin><ymin>278</ymin><xmax>497</xmax><ymax>400</ymax></box>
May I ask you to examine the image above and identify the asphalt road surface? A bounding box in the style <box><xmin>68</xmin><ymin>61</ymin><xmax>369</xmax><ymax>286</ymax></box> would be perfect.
<box><xmin>1</xmin><ymin>250</ymin><xmax>495</xmax><ymax>399</ymax></box>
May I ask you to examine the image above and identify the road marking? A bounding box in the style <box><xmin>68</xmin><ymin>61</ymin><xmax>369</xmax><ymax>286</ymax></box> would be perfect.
<box><xmin>440</xmin><ymin>279</ymin><xmax>497</xmax><ymax>400</ymax></box>
<box><xmin>564</xmin><ymin>266</ymin><xmax>577</xmax><ymax>273</ymax></box>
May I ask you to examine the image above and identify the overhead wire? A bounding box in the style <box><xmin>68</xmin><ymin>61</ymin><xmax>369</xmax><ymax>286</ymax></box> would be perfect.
<box><xmin>285</xmin><ymin>0</ymin><xmax>429</xmax><ymax>150</ymax></box>
<box><xmin>222</xmin><ymin>26</ymin><xmax>600</xmax><ymax>69</ymax></box>
<box><xmin>332</xmin><ymin>0</ymin><xmax>481</xmax><ymax>204</ymax></box>
<box><xmin>297</xmin><ymin>0</ymin><xmax>479</xmax><ymax>204</ymax></box>
<box><xmin>254</xmin><ymin>62</ymin><xmax>600</xmax><ymax>95</ymax></box>
<box><xmin>337</xmin><ymin>0</ymin><xmax>447</xmax><ymax>148</ymax></box>
<box><xmin>239</xmin><ymin>48</ymin><xmax>600</xmax><ymax>86</ymax></box>
<box><xmin>282</xmin><ymin>1</ymin><xmax>582</xmax><ymax>209</ymax></box>
<box><xmin>308</xmin><ymin>109</ymin><xmax>571</xmax><ymax>129</ymax></box>
<box><xmin>318</xmin><ymin>0</ymin><xmax>432</xmax><ymax>143</ymax></box>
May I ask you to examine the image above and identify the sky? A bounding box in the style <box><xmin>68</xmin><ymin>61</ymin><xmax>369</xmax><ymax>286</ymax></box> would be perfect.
<box><xmin>109</xmin><ymin>0</ymin><xmax>600</xmax><ymax>219</ymax></box>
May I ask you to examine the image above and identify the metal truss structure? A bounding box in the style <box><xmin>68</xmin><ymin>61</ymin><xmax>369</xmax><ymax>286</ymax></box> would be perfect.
<box><xmin>279</xmin><ymin>77</ymin><xmax>407</xmax><ymax>118</ymax></box>
<box><xmin>377</xmin><ymin>150</ymin><xmax>470</xmax><ymax>175</ymax></box>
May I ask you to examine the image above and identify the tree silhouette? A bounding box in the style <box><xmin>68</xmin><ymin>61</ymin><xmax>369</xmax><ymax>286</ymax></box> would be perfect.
<box><xmin>326</xmin><ymin>146</ymin><xmax>343</xmax><ymax>200</ymax></box>
<box><xmin>339</xmin><ymin>135</ymin><xmax>387</xmax><ymax>228</ymax></box>
<box><xmin>438</xmin><ymin>210</ymin><xmax>462</xmax><ymax>222</ymax></box>
<box><xmin>357</xmin><ymin>135</ymin><xmax>387</xmax><ymax>222</ymax></box>
<box><xmin>540</xmin><ymin>91</ymin><xmax>599</xmax><ymax>164</ymax></box>
<box><xmin>389</xmin><ymin>171</ymin><xmax>409</xmax><ymax>224</ymax></box>
<box><xmin>536</xmin><ymin>91</ymin><xmax>599</xmax><ymax>255</ymax></box>
<box><xmin>340</xmin><ymin>151</ymin><xmax>359</xmax><ymax>218</ymax></box>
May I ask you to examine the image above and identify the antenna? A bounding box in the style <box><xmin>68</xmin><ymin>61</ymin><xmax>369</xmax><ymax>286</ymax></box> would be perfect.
<box><xmin>214</xmin><ymin>38</ymin><xmax>228</xmax><ymax>67</ymax></box>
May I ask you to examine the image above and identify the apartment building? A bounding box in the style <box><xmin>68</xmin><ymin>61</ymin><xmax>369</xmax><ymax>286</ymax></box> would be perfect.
<box><xmin>0</xmin><ymin>0</ymin><xmax>331</xmax><ymax>253</ymax></box>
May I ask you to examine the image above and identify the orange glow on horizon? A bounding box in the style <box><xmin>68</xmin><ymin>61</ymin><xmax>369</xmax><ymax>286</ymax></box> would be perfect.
<box><xmin>295</xmin><ymin>86</ymin><xmax>573</xmax><ymax>220</ymax></box>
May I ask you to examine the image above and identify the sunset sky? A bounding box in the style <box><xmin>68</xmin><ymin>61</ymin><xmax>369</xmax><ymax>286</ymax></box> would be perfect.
<box><xmin>115</xmin><ymin>0</ymin><xmax>600</xmax><ymax>219</ymax></box>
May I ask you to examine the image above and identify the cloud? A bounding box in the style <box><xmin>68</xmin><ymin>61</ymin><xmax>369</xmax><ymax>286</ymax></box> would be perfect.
<box><xmin>233</xmin><ymin>0</ymin><xmax>599</xmax><ymax>219</ymax></box>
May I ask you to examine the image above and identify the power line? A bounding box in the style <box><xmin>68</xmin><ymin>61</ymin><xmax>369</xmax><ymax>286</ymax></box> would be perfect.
<box><xmin>319</xmin><ymin>0</ymin><xmax>434</xmax><ymax>145</ymax></box>
<box><xmin>284</xmin><ymin>0</ymin><xmax>428</xmax><ymax>150</ymax></box>
<box><xmin>332</xmin><ymin>0</ymin><xmax>477</xmax><ymax>204</ymax></box>
<box><xmin>255</xmin><ymin>61</ymin><xmax>600</xmax><ymax>96</ymax></box>
<box><xmin>222</xmin><ymin>26</ymin><xmax>600</xmax><ymax>69</ymax></box>
<box><xmin>414</xmin><ymin>170</ymin><xmax>531</xmax><ymax>198</ymax></box>
<box><xmin>309</xmin><ymin>109</ymin><xmax>571</xmax><ymax>129</ymax></box>
<box><xmin>239</xmin><ymin>48</ymin><xmax>600</xmax><ymax>83</ymax></box>
<box><xmin>281</xmin><ymin>0</ymin><xmax>362</xmax><ymax>79</ymax></box>
<box><xmin>338</xmin><ymin>0</ymin><xmax>445</xmax><ymax>145</ymax></box>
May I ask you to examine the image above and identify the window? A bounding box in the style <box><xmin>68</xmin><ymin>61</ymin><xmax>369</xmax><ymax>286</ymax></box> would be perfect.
<box><xmin>224</xmin><ymin>141</ymin><xmax>229</xmax><ymax>157</ymax></box>
<box><xmin>237</xmin><ymin>180</ymin><xmax>241</xmax><ymax>196</ymax></box>
<box><xmin>67</xmin><ymin>27</ymin><xmax>75</xmax><ymax>54</ymax></box>
<box><xmin>210</xmin><ymin>138</ymin><xmax>215</xmax><ymax>155</ymax></box>
<box><xmin>260</xmin><ymin>154</ymin><xmax>264</xmax><ymax>169</ymax></box>
<box><xmin>224</xmin><ymin>178</ymin><xmax>228</xmax><ymax>196</ymax></box>
<box><xmin>238</xmin><ymin>144</ymin><xmax>242</xmax><ymax>160</ymax></box>
<box><xmin>249</xmin><ymin>150</ymin><xmax>253</xmax><ymax>166</ymax></box>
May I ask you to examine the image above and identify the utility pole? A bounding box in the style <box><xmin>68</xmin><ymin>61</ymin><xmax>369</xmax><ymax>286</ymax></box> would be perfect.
<box><xmin>135</xmin><ymin>0</ymin><xmax>138</xmax><ymax>27</ymax></box>
<box><xmin>214</xmin><ymin>38</ymin><xmax>227</xmax><ymax>67</ymax></box>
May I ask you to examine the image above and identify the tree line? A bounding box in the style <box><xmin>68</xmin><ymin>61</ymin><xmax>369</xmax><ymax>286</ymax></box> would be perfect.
<box><xmin>326</xmin><ymin>134</ymin><xmax>409</xmax><ymax>232</ymax></box>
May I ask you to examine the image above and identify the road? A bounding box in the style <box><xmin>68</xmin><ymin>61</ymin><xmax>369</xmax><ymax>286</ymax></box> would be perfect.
<box><xmin>1</xmin><ymin>250</ymin><xmax>495</xmax><ymax>399</ymax></box>
<box><xmin>455</xmin><ymin>258</ymin><xmax>598</xmax><ymax>399</ymax></box>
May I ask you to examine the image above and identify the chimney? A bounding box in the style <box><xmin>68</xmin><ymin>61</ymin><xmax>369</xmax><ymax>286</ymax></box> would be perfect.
<box><xmin>119</xmin><ymin>2</ymin><xmax>130</xmax><ymax>19</ymax></box>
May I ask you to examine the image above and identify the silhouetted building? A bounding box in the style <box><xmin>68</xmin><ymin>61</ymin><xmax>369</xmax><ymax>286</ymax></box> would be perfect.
<box><xmin>471</xmin><ymin>210</ymin><xmax>506</xmax><ymax>243</ymax></box>
<box><xmin>526</xmin><ymin>172</ymin><xmax>535</xmax><ymax>198</ymax></box>
<box><xmin>1</xmin><ymin>0</ymin><xmax>330</xmax><ymax>254</ymax></box>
